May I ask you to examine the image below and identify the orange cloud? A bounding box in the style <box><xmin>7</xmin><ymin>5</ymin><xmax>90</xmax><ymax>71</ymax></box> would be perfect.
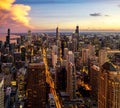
<box><xmin>0</xmin><ymin>0</ymin><xmax>15</xmax><ymax>10</ymax></box>
<box><xmin>0</xmin><ymin>0</ymin><xmax>32</xmax><ymax>32</ymax></box>
<box><xmin>11</xmin><ymin>4</ymin><xmax>31</xmax><ymax>27</ymax></box>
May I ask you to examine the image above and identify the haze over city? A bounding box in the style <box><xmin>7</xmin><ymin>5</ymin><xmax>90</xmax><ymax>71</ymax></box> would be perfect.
<box><xmin>1</xmin><ymin>0</ymin><xmax>120</xmax><ymax>32</ymax></box>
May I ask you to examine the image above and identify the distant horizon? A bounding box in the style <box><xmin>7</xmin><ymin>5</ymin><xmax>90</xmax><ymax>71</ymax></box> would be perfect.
<box><xmin>1</xmin><ymin>28</ymin><xmax>120</xmax><ymax>34</ymax></box>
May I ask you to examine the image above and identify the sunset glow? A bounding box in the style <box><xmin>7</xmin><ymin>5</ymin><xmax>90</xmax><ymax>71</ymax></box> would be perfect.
<box><xmin>1</xmin><ymin>0</ymin><xmax>120</xmax><ymax>32</ymax></box>
<box><xmin>0</xmin><ymin>0</ymin><xmax>32</xmax><ymax>33</ymax></box>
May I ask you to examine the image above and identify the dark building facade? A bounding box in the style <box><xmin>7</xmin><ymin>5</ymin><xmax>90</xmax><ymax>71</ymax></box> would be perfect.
<box><xmin>56</xmin><ymin>65</ymin><xmax>67</xmax><ymax>91</ymax></box>
<box><xmin>6</xmin><ymin>29</ymin><xmax>10</xmax><ymax>48</ymax></box>
<box><xmin>26</xmin><ymin>63</ymin><xmax>46</xmax><ymax>108</ymax></box>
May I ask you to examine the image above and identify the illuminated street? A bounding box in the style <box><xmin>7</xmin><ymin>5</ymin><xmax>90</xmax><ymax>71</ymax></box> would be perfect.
<box><xmin>43</xmin><ymin>49</ymin><xmax>61</xmax><ymax>108</ymax></box>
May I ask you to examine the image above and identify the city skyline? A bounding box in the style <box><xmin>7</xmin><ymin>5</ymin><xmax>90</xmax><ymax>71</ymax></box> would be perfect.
<box><xmin>1</xmin><ymin>0</ymin><xmax>120</xmax><ymax>32</ymax></box>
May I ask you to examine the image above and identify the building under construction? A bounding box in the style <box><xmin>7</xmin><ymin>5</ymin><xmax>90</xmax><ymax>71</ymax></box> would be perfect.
<box><xmin>26</xmin><ymin>62</ymin><xmax>46</xmax><ymax>108</ymax></box>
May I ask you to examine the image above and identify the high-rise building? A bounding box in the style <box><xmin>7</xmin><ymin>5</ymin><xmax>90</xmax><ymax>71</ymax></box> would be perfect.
<box><xmin>52</xmin><ymin>45</ymin><xmax>58</xmax><ymax>55</ymax></box>
<box><xmin>99</xmin><ymin>49</ymin><xmax>108</xmax><ymax>67</ymax></box>
<box><xmin>57</xmin><ymin>47</ymin><xmax>61</xmax><ymax>60</ymax></box>
<box><xmin>21</xmin><ymin>47</ymin><xmax>26</xmax><ymax>61</ymax></box>
<box><xmin>67</xmin><ymin>51</ymin><xmax>75</xmax><ymax>64</ymax></box>
<box><xmin>98</xmin><ymin>62</ymin><xmax>120</xmax><ymax>108</ymax></box>
<box><xmin>0</xmin><ymin>75</ymin><xmax>4</xmax><ymax>108</ymax></box>
<box><xmin>72</xmin><ymin>38</ymin><xmax>77</xmax><ymax>52</ymax></box>
<box><xmin>27</xmin><ymin>63</ymin><xmax>46</xmax><ymax>108</ymax></box>
<box><xmin>66</xmin><ymin>51</ymin><xmax>76</xmax><ymax>99</ymax></box>
<box><xmin>6</xmin><ymin>28</ymin><xmax>10</xmax><ymax>47</ymax></box>
<box><xmin>46</xmin><ymin>49</ymin><xmax>52</xmax><ymax>67</ymax></box>
<box><xmin>61</xmin><ymin>41</ymin><xmax>65</xmax><ymax>58</ymax></box>
<box><xmin>81</xmin><ymin>44</ymin><xmax>95</xmax><ymax>64</ymax></box>
<box><xmin>72</xmin><ymin>26</ymin><xmax>79</xmax><ymax>51</ymax></box>
<box><xmin>0</xmin><ymin>41</ymin><xmax>3</xmax><ymax>51</ymax></box>
<box><xmin>87</xmin><ymin>44</ymin><xmax>96</xmax><ymax>56</ymax></box>
<box><xmin>68</xmin><ymin>41</ymin><xmax>73</xmax><ymax>51</ymax></box>
<box><xmin>66</xmin><ymin>62</ymin><xmax>76</xmax><ymax>99</ymax></box>
<box><xmin>90</xmin><ymin>65</ymin><xmax>100</xmax><ymax>101</ymax></box>
<box><xmin>99</xmin><ymin>49</ymin><xmax>120</xmax><ymax>67</ymax></box>
<box><xmin>14</xmin><ymin>52</ymin><xmax>21</xmax><ymax>62</ymax></box>
<box><xmin>64</xmin><ymin>48</ymin><xmax>68</xmax><ymax>59</ymax></box>
<box><xmin>52</xmin><ymin>54</ymin><xmax>57</xmax><ymax>68</ymax></box>
<box><xmin>56</xmin><ymin>27</ymin><xmax>60</xmax><ymax>40</ymax></box>
<box><xmin>55</xmin><ymin>62</ymin><xmax>67</xmax><ymax>91</ymax></box>
<box><xmin>82</xmin><ymin>48</ymin><xmax>90</xmax><ymax>64</ymax></box>
<box><xmin>56</xmin><ymin>39</ymin><xmax>61</xmax><ymax>48</ymax></box>
<box><xmin>55</xmin><ymin>60</ymin><xmax>61</xmax><ymax>86</ymax></box>
<box><xmin>52</xmin><ymin>45</ymin><xmax>59</xmax><ymax>68</ymax></box>
<box><xmin>27</xmin><ymin>30</ymin><xmax>32</xmax><ymax>43</ymax></box>
<box><xmin>75</xmin><ymin>26</ymin><xmax>79</xmax><ymax>41</ymax></box>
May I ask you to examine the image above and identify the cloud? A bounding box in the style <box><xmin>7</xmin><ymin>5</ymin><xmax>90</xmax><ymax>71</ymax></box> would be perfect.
<box><xmin>89</xmin><ymin>13</ymin><xmax>102</xmax><ymax>17</ymax></box>
<box><xmin>104</xmin><ymin>14</ymin><xmax>110</xmax><ymax>17</ymax></box>
<box><xmin>89</xmin><ymin>13</ymin><xmax>110</xmax><ymax>17</ymax></box>
<box><xmin>0</xmin><ymin>0</ymin><xmax>32</xmax><ymax>32</ymax></box>
<box><xmin>118</xmin><ymin>4</ymin><xmax>120</xmax><ymax>7</ymax></box>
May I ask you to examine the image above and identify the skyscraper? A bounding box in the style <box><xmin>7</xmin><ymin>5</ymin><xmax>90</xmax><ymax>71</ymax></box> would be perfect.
<box><xmin>0</xmin><ymin>76</ymin><xmax>4</xmax><ymax>108</ymax></box>
<box><xmin>90</xmin><ymin>65</ymin><xmax>100</xmax><ymax>101</ymax></box>
<box><xmin>56</xmin><ymin>27</ymin><xmax>60</xmax><ymax>40</ymax></box>
<box><xmin>99</xmin><ymin>49</ymin><xmax>108</xmax><ymax>67</ymax></box>
<box><xmin>6</xmin><ymin>28</ymin><xmax>10</xmax><ymax>47</ymax></box>
<box><xmin>66</xmin><ymin>62</ymin><xmax>76</xmax><ymax>99</ymax></box>
<box><xmin>66</xmin><ymin>51</ymin><xmax>76</xmax><ymax>99</ymax></box>
<box><xmin>98</xmin><ymin>62</ymin><xmax>120</xmax><ymax>108</ymax></box>
<box><xmin>75</xmin><ymin>26</ymin><xmax>79</xmax><ymax>41</ymax></box>
<box><xmin>82</xmin><ymin>48</ymin><xmax>90</xmax><ymax>64</ymax></box>
<box><xmin>74</xmin><ymin>26</ymin><xmax>79</xmax><ymax>50</ymax></box>
<box><xmin>21</xmin><ymin>47</ymin><xmax>26</xmax><ymax>61</ymax></box>
<box><xmin>72</xmin><ymin>38</ymin><xmax>77</xmax><ymax>52</ymax></box>
<box><xmin>67</xmin><ymin>51</ymin><xmax>75</xmax><ymax>64</ymax></box>
<box><xmin>64</xmin><ymin>48</ymin><xmax>68</xmax><ymax>59</ymax></box>
<box><xmin>55</xmin><ymin>62</ymin><xmax>67</xmax><ymax>91</ymax></box>
<box><xmin>26</xmin><ymin>63</ymin><xmax>46</xmax><ymax>108</ymax></box>
<box><xmin>99</xmin><ymin>49</ymin><xmax>120</xmax><ymax>67</ymax></box>
<box><xmin>98</xmin><ymin>49</ymin><xmax>120</xmax><ymax>108</ymax></box>
<box><xmin>27</xmin><ymin>30</ymin><xmax>32</xmax><ymax>43</ymax></box>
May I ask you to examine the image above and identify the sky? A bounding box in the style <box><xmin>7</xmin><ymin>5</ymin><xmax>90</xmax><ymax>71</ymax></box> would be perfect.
<box><xmin>1</xmin><ymin>0</ymin><xmax>120</xmax><ymax>32</ymax></box>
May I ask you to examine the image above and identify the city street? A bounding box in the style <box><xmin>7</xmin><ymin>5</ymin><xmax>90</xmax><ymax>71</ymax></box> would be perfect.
<box><xmin>43</xmin><ymin>49</ymin><xmax>61</xmax><ymax>108</ymax></box>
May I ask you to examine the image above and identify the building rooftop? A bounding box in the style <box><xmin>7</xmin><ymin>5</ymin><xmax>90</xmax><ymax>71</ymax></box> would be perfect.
<box><xmin>113</xmin><ymin>77</ymin><xmax>120</xmax><ymax>82</ymax></box>
<box><xmin>29</xmin><ymin>62</ymin><xmax>44</xmax><ymax>66</ymax></box>
<box><xmin>60</xmin><ymin>92</ymin><xmax>69</xmax><ymax>97</ymax></box>
<box><xmin>102</xmin><ymin>62</ymin><xmax>116</xmax><ymax>71</ymax></box>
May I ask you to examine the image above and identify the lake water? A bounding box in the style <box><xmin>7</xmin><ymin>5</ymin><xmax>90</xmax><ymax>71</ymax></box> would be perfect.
<box><xmin>0</xmin><ymin>34</ymin><xmax>20</xmax><ymax>43</ymax></box>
